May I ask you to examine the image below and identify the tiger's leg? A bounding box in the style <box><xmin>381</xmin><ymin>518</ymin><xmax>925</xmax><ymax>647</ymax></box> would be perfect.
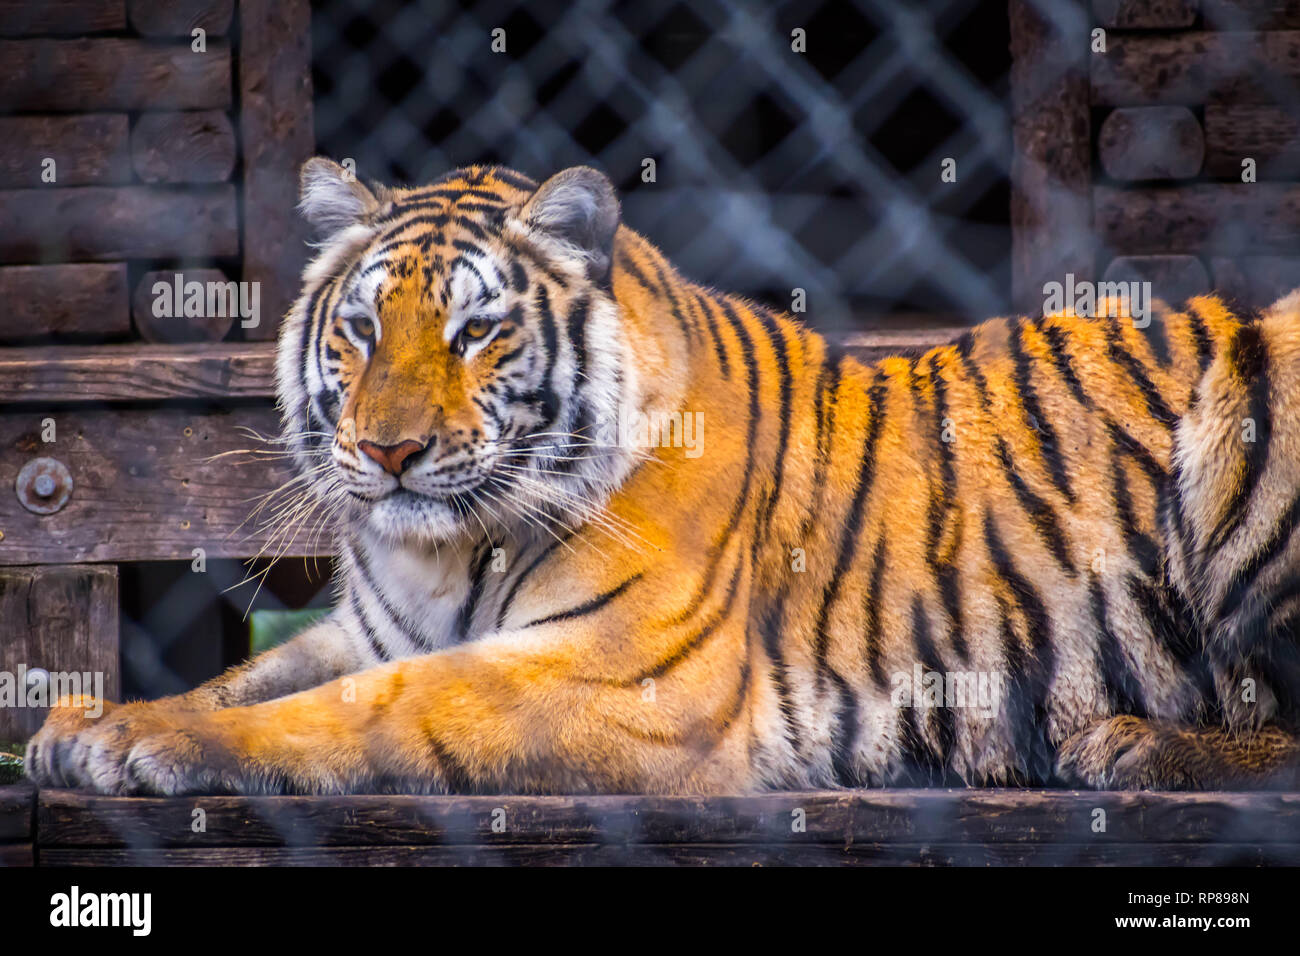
<box><xmin>32</xmin><ymin>624</ymin><xmax>755</xmax><ymax>796</ymax></box>
<box><xmin>27</xmin><ymin>615</ymin><xmax>367</xmax><ymax>788</ymax></box>
<box><xmin>1056</xmin><ymin>715</ymin><xmax>1300</xmax><ymax>789</ymax></box>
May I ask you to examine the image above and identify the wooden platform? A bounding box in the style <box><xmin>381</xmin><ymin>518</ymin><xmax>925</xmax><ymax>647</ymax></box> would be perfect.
<box><xmin>0</xmin><ymin>783</ymin><xmax>1296</xmax><ymax>865</ymax></box>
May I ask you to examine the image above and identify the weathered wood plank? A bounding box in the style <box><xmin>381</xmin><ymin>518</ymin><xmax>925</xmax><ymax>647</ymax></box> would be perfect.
<box><xmin>0</xmin><ymin>0</ymin><xmax>124</xmax><ymax>35</ymax></box>
<box><xmin>0</xmin><ymin>844</ymin><xmax>33</xmax><ymax>866</ymax></box>
<box><xmin>0</xmin><ymin>783</ymin><xmax>34</xmax><ymax>843</ymax></box>
<box><xmin>0</xmin><ymin>567</ymin><xmax>118</xmax><ymax>741</ymax></box>
<box><xmin>0</xmin><ymin>38</ymin><xmax>231</xmax><ymax>111</ymax></box>
<box><xmin>131</xmin><ymin>111</ymin><xmax>235</xmax><ymax>183</ymax></box>
<box><xmin>1095</xmin><ymin>183</ymin><xmax>1300</xmax><ymax>254</ymax></box>
<box><xmin>0</xmin><ymin>332</ymin><xmax>956</xmax><ymax>407</ymax></box>
<box><xmin>1098</xmin><ymin>107</ymin><xmax>1204</xmax><ymax>181</ymax></box>
<box><xmin>0</xmin><ymin>115</ymin><xmax>131</xmax><ymax>188</ymax></box>
<box><xmin>128</xmin><ymin>0</ymin><xmax>233</xmax><ymax>36</ymax></box>
<box><xmin>1092</xmin><ymin>32</ymin><xmax>1300</xmax><ymax>106</ymax></box>
<box><xmin>36</xmin><ymin>789</ymin><xmax>1300</xmax><ymax>848</ymax></box>
<box><xmin>0</xmin><ymin>343</ymin><xmax>278</xmax><ymax>404</ymax></box>
<box><xmin>0</xmin><ymin>405</ymin><xmax>303</xmax><ymax>565</ymax></box>
<box><xmin>1093</xmin><ymin>0</ymin><xmax>1198</xmax><ymax>28</ymax></box>
<box><xmin>132</xmin><ymin>269</ymin><xmax>237</xmax><ymax>343</ymax></box>
<box><xmin>36</xmin><ymin>841</ymin><xmax>1300</xmax><ymax>866</ymax></box>
<box><xmin>1101</xmin><ymin>254</ymin><xmax>1211</xmax><ymax>307</ymax></box>
<box><xmin>0</xmin><ymin>186</ymin><xmax>238</xmax><ymax>263</ymax></box>
<box><xmin>1204</xmin><ymin>103</ymin><xmax>1300</xmax><ymax>179</ymax></box>
<box><xmin>1203</xmin><ymin>0</ymin><xmax>1300</xmax><ymax>27</ymax></box>
<box><xmin>0</xmin><ymin>264</ymin><xmax>129</xmax><ymax>342</ymax></box>
<box><xmin>837</xmin><ymin>328</ymin><xmax>965</xmax><ymax>364</ymax></box>
<box><xmin>1009</xmin><ymin>0</ymin><xmax>1094</xmax><ymax>314</ymax></box>
<box><xmin>239</xmin><ymin>0</ymin><xmax>314</xmax><ymax>341</ymax></box>
<box><xmin>1211</xmin><ymin>255</ymin><xmax>1300</xmax><ymax>307</ymax></box>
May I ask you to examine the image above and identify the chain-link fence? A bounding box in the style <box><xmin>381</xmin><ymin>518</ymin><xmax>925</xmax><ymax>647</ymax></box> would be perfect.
<box><xmin>311</xmin><ymin>0</ymin><xmax>1014</xmax><ymax>328</ymax></box>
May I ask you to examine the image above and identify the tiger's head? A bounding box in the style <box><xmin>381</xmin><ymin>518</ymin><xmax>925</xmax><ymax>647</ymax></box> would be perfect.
<box><xmin>277</xmin><ymin>159</ymin><xmax>640</xmax><ymax>546</ymax></box>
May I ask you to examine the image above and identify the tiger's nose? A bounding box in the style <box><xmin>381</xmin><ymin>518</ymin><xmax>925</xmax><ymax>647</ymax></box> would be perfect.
<box><xmin>357</xmin><ymin>439</ymin><xmax>427</xmax><ymax>476</ymax></box>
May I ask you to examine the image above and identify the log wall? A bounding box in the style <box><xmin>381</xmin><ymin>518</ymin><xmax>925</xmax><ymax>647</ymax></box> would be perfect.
<box><xmin>1070</xmin><ymin>0</ymin><xmax>1300</xmax><ymax>311</ymax></box>
<box><xmin>0</xmin><ymin>0</ymin><xmax>311</xmax><ymax>346</ymax></box>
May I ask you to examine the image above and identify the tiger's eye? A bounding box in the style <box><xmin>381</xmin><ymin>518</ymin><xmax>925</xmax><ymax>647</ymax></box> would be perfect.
<box><xmin>462</xmin><ymin>317</ymin><xmax>494</xmax><ymax>340</ymax></box>
<box><xmin>348</xmin><ymin>314</ymin><xmax>375</xmax><ymax>340</ymax></box>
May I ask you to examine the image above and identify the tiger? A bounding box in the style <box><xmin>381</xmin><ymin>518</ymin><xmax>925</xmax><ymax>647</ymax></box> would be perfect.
<box><xmin>26</xmin><ymin>159</ymin><xmax>1300</xmax><ymax>795</ymax></box>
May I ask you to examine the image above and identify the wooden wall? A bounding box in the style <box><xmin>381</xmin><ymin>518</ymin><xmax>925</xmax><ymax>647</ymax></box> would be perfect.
<box><xmin>1012</xmin><ymin>0</ymin><xmax>1300</xmax><ymax>312</ymax></box>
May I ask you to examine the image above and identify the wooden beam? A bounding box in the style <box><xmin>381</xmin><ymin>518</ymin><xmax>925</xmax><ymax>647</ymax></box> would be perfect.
<box><xmin>0</xmin><ymin>566</ymin><xmax>118</xmax><ymax>741</ymax></box>
<box><xmin>0</xmin><ymin>343</ymin><xmax>278</xmax><ymax>404</ymax></box>
<box><xmin>0</xmin><ymin>330</ymin><xmax>957</xmax><ymax>406</ymax></box>
<box><xmin>1098</xmin><ymin>106</ymin><xmax>1204</xmax><ymax>181</ymax></box>
<box><xmin>1204</xmin><ymin>103</ymin><xmax>1300</xmax><ymax>179</ymax></box>
<box><xmin>0</xmin><ymin>405</ymin><xmax>300</xmax><ymax>564</ymax></box>
<box><xmin>1092</xmin><ymin>31</ymin><xmax>1300</xmax><ymax>106</ymax></box>
<box><xmin>36</xmin><ymin>842</ymin><xmax>1300</xmax><ymax>866</ymax></box>
<box><xmin>1009</xmin><ymin>0</ymin><xmax>1094</xmax><ymax>313</ymax></box>
<box><xmin>0</xmin><ymin>39</ymin><xmax>230</xmax><ymax>111</ymax></box>
<box><xmin>131</xmin><ymin>111</ymin><xmax>236</xmax><ymax>184</ymax></box>
<box><xmin>1203</xmin><ymin>0</ymin><xmax>1300</xmax><ymax>27</ymax></box>
<box><xmin>0</xmin><ymin>115</ymin><xmax>131</xmax><ymax>188</ymax></box>
<box><xmin>0</xmin><ymin>264</ymin><xmax>129</xmax><ymax>342</ymax></box>
<box><xmin>1093</xmin><ymin>0</ymin><xmax>1198</xmax><ymax>28</ymax></box>
<box><xmin>127</xmin><ymin>0</ymin><xmax>233</xmax><ymax>37</ymax></box>
<box><xmin>1095</xmin><ymin>183</ymin><xmax>1300</xmax><ymax>254</ymax></box>
<box><xmin>0</xmin><ymin>0</ymin><xmax>124</xmax><ymax>35</ymax></box>
<box><xmin>131</xmin><ymin>270</ymin><xmax>237</xmax><ymax>343</ymax></box>
<box><xmin>0</xmin><ymin>783</ymin><xmax>34</xmax><ymax>842</ymax></box>
<box><xmin>1211</xmin><ymin>255</ymin><xmax>1300</xmax><ymax>307</ymax></box>
<box><xmin>33</xmin><ymin>788</ymin><xmax>1300</xmax><ymax>850</ymax></box>
<box><xmin>239</xmin><ymin>0</ymin><xmax>314</xmax><ymax>341</ymax></box>
<box><xmin>1101</xmin><ymin>254</ymin><xmax>1211</xmax><ymax>306</ymax></box>
<box><xmin>0</xmin><ymin>185</ymin><xmax>238</xmax><ymax>263</ymax></box>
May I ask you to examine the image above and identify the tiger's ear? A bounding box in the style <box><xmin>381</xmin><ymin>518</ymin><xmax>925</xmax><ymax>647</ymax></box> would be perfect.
<box><xmin>520</xmin><ymin>166</ymin><xmax>620</xmax><ymax>283</ymax></box>
<box><xmin>298</xmin><ymin>157</ymin><xmax>382</xmax><ymax>237</ymax></box>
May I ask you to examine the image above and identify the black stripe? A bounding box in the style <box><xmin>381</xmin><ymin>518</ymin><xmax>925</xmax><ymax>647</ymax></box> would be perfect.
<box><xmin>456</xmin><ymin>542</ymin><xmax>496</xmax><ymax>642</ymax></box>
<box><xmin>864</xmin><ymin>534</ymin><xmax>889</xmax><ymax>689</ymax></box>
<box><xmin>1139</xmin><ymin>312</ymin><xmax>1172</xmax><ymax>368</ymax></box>
<box><xmin>1187</xmin><ymin>309</ymin><xmax>1214</xmax><ymax>372</ymax></box>
<box><xmin>1107</xmin><ymin>444</ymin><xmax>1162</xmax><ymax>578</ymax></box>
<box><xmin>1125</xmin><ymin>573</ymin><xmax>1213</xmax><ymax>713</ymax></box>
<box><xmin>1089</xmin><ymin>573</ymin><xmax>1149</xmax><ymax>718</ymax></box>
<box><xmin>348</xmin><ymin>589</ymin><xmax>389</xmax><ymax>662</ymax></box>
<box><xmin>1105</xmin><ymin>316</ymin><xmax>1177</xmax><ymax>428</ymax></box>
<box><xmin>924</xmin><ymin>355</ymin><xmax>969</xmax><ymax>663</ymax></box>
<box><xmin>349</xmin><ymin>543</ymin><xmax>428</xmax><ymax>650</ymax></box>
<box><xmin>827</xmin><ymin>668</ymin><xmax>860</xmax><ymax>786</ymax></box>
<box><xmin>1009</xmin><ymin>318</ymin><xmax>1075</xmax><ymax>504</ymax></box>
<box><xmin>1215</xmin><ymin>490</ymin><xmax>1300</xmax><ymax>623</ymax></box>
<box><xmin>752</xmin><ymin>306</ymin><xmax>794</xmax><ymax>538</ymax></box>
<box><xmin>630</xmin><ymin>551</ymin><xmax>745</xmax><ymax>682</ymax></box>
<box><xmin>667</xmin><ymin>299</ymin><xmax>763</xmax><ymax>625</ymax></box>
<box><xmin>521</xmin><ymin>573</ymin><xmax>642</xmax><ymax>630</ymax></box>
<box><xmin>1208</xmin><ymin>322</ymin><xmax>1272</xmax><ymax>552</ymax></box>
<box><xmin>758</xmin><ymin>599</ymin><xmax>801</xmax><ymax>762</ymax></box>
<box><xmin>692</xmin><ymin>291</ymin><xmax>733</xmax><ymax>379</ymax></box>
<box><xmin>954</xmin><ymin>330</ymin><xmax>992</xmax><ymax>411</ymax></box>
<box><xmin>984</xmin><ymin>511</ymin><xmax>1057</xmax><ymax>783</ymax></box>
<box><xmin>813</xmin><ymin>377</ymin><xmax>888</xmax><ymax>686</ymax></box>
<box><xmin>1039</xmin><ymin>320</ymin><xmax>1095</xmax><ymax>410</ymax></box>
<box><xmin>798</xmin><ymin>346</ymin><xmax>846</xmax><ymax>541</ymax></box>
<box><xmin>993</xmin><ymin>438</ymin><xmax>1077</xmax><ymax>578</ymax></box>
<box><xmin>910</xmin><ymin>595</ymin><xmax>955</xmax><ymax>778</ymax></box>
<box><xmin>497</xmin><ymin>530</ymin><xmax>577</xmax><ymax>628</ymax></box>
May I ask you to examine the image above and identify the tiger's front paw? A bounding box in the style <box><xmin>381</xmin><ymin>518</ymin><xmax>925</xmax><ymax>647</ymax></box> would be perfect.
<box><xmin>25</xmin><ymin>695</ymin><xmax>119</xmax><ymax>789</ymax></box>
<box><xmin>1056</xmin><ymin>715</ymin><xmax>1198</xmax><ymax>790</ymax></box>
<box><xmin>29</xmin><ymin>701</ymin><xmax>243</xmax><ymax>795</ymax></box>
